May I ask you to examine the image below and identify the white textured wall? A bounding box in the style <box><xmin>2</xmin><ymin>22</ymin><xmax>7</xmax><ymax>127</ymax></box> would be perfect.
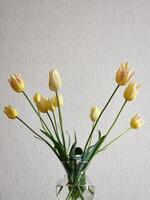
<box><xmin>0</xmin><ymin>0</ymin><xmax>150</xmax><ymax>199</ymax></box>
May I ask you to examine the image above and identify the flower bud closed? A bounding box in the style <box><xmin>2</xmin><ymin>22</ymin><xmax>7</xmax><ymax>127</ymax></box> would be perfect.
<box><xmin>49</xmin><ymin>69</ymin><xmax>62</xmax><ymax>91</ymax></box>
<box><xmin>116</xmin><ymin>63</ymin><xmax>135</xmax><ymax>86</ymax></box>
<box><xmin>51</xmin><ymin>94</ymin><xmax>63</xmax><ymax>107</ymax></box>
<box><xmin>124</xmin><ymin>81</ymin><xmax>141</xmax><ymax>101</ymax></box>
<box><xmin>9</xmin><ymin>74</ymin><xmax>25</xmax><ymax>92</ymax></box>
<box><xmin>130</xmin><ymin>114</ymin><xmax>144</xmax><ymax>129</ymax></box>
<box><xmin>90</xmin><ymin>106</ymin><xmax>101</xmax><ymax>122</ymax></box>
<box><xmin>37</xmin><ymin>96</ymin><xmax>51</xmax><ymax>113</ymax></box>
<box><xmin>3</xmin><ymin>105</ymin><xmax>18</xmax><ymax>119</ymax></box>
<box><xmin>33</xmin><ymin>92</ymin><xmax>41</xmax><ymax>104</ymax></box>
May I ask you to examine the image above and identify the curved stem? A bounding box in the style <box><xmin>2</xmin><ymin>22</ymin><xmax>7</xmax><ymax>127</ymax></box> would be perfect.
<box><xmin>46</xmin><ymin>112</ymin><xmax>56</xmax><ymax>133</ymax></box>
<box><xmin>97</xmin><ymin>127</ymin><xmax>131</xmax><ymax>153</ymax></box>
<box><xmin>47</xmin><ymin>111</ymin><xmax>62</xmax><ymax>144</ymax></box>
<box><xmin>105</xmin><ymin>100</ymin><xmax>127</xmax><ymax>137</ymax></box>
<box><xmin>55</xmin><ymin>91</ymin><xmax>66</xmax><ymax>152</ymax></box>
<box><xmin>84</xmin><ymin>84</ymin><xmax>120</xmax><ymax>152</ymax></box>
<box><xmin>22</xmin><ymin>91</ymin><xmax>51</xmax><ymax>135</ymax></box>
<box><xmin>88</xmin><ymin>122</ymin><xmax>95</xmax><ymax>148</ymax></box>
<box><xmin>16</xmin><ymin>117</ymin><xmax>61</xmax><ymax>160</ymax></box>
<box><xmin>52</xmin><ymin>110</ymin><xmax>58</xmax><ymax>133</ymax></box>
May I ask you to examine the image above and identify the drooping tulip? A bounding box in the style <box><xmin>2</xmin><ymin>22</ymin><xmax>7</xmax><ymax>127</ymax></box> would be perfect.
<box><xmin>9</xmin><ymin>74</ymin><xmax>25</xmax><ymax>92</ymax></box>
<box><xmin>130</xmin><ymin>114</ymin><xmax>144</xmax><ymax>129</ymax></box>
<box><xmin>3</xmin><ymin>105</ymin><xmax>18</xmax><ymax>119</ymax></box>
<box><xmin>49</xmin><ymin>69</ymin><xmax>62</xmax><ymax>91</ymax></box>
<box><xmin>116</xmin><ymin>63</ymin><xmax>135</xmax><ymax>86</ymax></box>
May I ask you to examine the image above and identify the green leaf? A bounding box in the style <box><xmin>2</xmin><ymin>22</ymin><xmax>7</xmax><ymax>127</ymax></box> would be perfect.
<box><xmin>81</xmin><ymin>135</ymin><xmax>106</xmax><ymax>171</ymax></box>
<box><xmin>66</xmin><ymin>131</ymin><xmax>71</xmax><ymax>153</ymax></box>
<box><xmin>40</xmin><ymin>129</ymin><xmax>67</xmax><ymax>161</ymax></box>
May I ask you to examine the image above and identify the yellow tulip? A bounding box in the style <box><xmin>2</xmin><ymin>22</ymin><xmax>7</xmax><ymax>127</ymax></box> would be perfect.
<box><xmin>37</xmin><ymin>96</ymin><xmax>51</xmax><ymax>113</ymax></box>
<box><xmin>49</xmin><ymin>99</ymin><xmax>56</xmax><ymax>112</ymax></box>
<box><xmin>9</xmin><ymin>74</ymin><xmax>25</xmax><ymax>92</ymax></box>
<box><xmin>51</xmin><ymin>94</ymin><xmax>63</xmax><ymax>107</ymax></box>
<box><xmin>3</xmin><ymin>105</ymin><xmax>18</xmax><ymax>119</ymax></box>
<box><xmin>130</xmin><ymin>114</ymin><xmax>144</xmax><ymax>129</ymax></box>
<box><xmin>49</xmin><ymin>69</ymin><xmax>62</xmax><ymax>91</ymax></box>
<box><xmin>90</xmin><ymin>106</ymin><xmax>101</xmax><ymax>122</ymax></box>
<box><xmin>124</xmin><ymin>81</ymin><xmax>141</xmax><ymax>101</ymax></box>
<box><xmin>116</xmin><ymin>63</ymin><xmax>135</xmax><ymax>86</ymax></box>
<box><xmin>33</xmin><ymin>92</ymin><xmax>41</xmax><ymax>104</ymax></box>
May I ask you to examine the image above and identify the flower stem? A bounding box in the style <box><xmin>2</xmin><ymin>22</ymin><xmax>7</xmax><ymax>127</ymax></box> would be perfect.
<box><xmin>88</xmin><ymin>122</ymin><xmax>95</xmax><ymax>148</ymax></box>
<box><xmin>105</xmin><ymin>100</ymin><xmax>127</xmax><ymax>137</ymax></box>
<box><xmin>46</xmin><ymin>112</ymin><xmax>56</xmax><ymax>133</ymax></box>
<box><xmin>55</xmin><ymin>91</ymin><xmax>66</xmax><ymax>152</ymax></box>
<box><xmin>84</xmin><ymin>84</ymin><xmax>120</xmax><ymax>152</ymax></box>
<box><xmin>16</xmin><ymin>117</ymin><xmax>61</xmax><ymax>160</ymax></box>
<box><xmin>22</xmin><ymin>91</ymin><xmax>51</xmax><ymax>135</ymax></box>
<box><xmin>97</xmin><ymin>127</ymin><xmax>131</xmax><ymax>153</ymax></box>
<box><xmin>47</xmin><ymin>111</ymin><xmax>62</xmax><ymax>144</ymax></box>
<box><xmin>96</xmin><ymin>100</ymin><xmax>127</xmax><ymax>152</ymax></box>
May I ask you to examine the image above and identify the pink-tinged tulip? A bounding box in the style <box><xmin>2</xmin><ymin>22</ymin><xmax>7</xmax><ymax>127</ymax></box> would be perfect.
<box><xmin>116</xmin><ymin>63</ymin><xmax>135</xmax><ymax>86</ymax></box>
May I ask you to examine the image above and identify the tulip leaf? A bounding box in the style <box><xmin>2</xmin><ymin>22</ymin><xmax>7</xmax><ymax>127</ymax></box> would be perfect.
<box><xmin>69</xmin><ymin>131</ymin><xmax>77</xmax><ymax>158</ymax></box>
<box><xmin>66</xmin><ymin>131</ymin><xmax>71</xmax><ymax>153</ymax></box>
<box><xmin>81</xmin><ymin>135</ymin><xmax>106</xmax><ymax>171</ymax></box>
<box><xmin>40</xmin><ymin>129</ymin><xmax>67</xmax><ymax>161</ymax></box>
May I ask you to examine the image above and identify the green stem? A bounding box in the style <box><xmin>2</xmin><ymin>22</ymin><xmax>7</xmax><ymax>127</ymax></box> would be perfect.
<box><xmin>88</xmin><ymin>122</ymin><xmax>95</xmax><ymax>148</ymax></box>
<box><xmin>52</xmin><ymin>110</ymin><xmax>62</xmax><ymax>144</ymax></box>
<box><xmin>97</xmin><ymin>100</ymin><xmax>127</xmax><ymax>152</ymax></box>
<box><xmin>97</xmin><ymin>127</ymin><xmax>131</xmax><ymax>153</ymax></box>
<box><xmin>77</xmin><ymin>185</ymin><xmax>84</xmax><ymax>200</ymax></box>
<box><xmin>65</xmin><ymin>187</ymin><xmax>74</xmax><ymax>200</ymax></box>
<box><xmin>84</xmin><ymin>84</ymin><xmax>120</xmax><ymax>153</ymax></box>
<box><xmin>22</xmin><ymin>91</ymin><xmax>51</xmax><ymax>135</ymax></box>
<box><xmin>16</xmin><ymin>117</ymin><xmax>60</xmax><ymax>160</ymax></box>
<box><xmin>105</xmin><ymin>100</ymin><xmax>127</xmax><ymax>137</ymax></box>
<box><xmin>52</xmin><ymin>110</ymin><xmax>58</xmax><ymax>133</ymax></box>
<box><xmin>46</xmin><ymin>112</ymin><xmax>56</xmax><ymax>134</ymax></box>
<box><xmin>55</xmin><ymin>91</ymin><xmax>66</xmax><ymax>152</ymax></box>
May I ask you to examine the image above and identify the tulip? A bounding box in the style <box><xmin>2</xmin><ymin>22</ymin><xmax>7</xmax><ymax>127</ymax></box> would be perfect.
<box><xmin>33</xmin><ymin>92</ymin><xmax>41</xmax><ymax>104</ymax></box>
<box><xmin>49</xmin><ymin>99</ymin><xmax>56</xmax><ymax>112</ymax></box>
<box><xmin>90</xmin><ymin>106</ymin><xmax>101</xmax><ymax>122</ymax></box>
<box><xmin>9</xmin><ymin>74</ymin><xmax>25</xmax><ymax>92</ymax></box>
<box><xmin>49</xmin><ymin>69</ymin><xmax>62</xmax><ymax>91</ymax></box>
<box><xmin>3</xmin><ymin>105</ymin><xmax>18</xmax><ymax>119</ymax></box>
<box><xmin>124</xmin><ymin>81</ymin><xmax>141</xmax><ymax>101</ymax></box>
<box><xmin>116</xmin><ymin>63</ymin><xmax>135</xmax><ymax>86</ymax></box>
<box><xmin>37</xmin><ymin>96</ymin><xmax>51</xmax><ymax>113</ymax></box>
<box><xmin>51</xmin><ymin>94</ymin><xmax>63</xmax><ymax>107</ymax></box>
<box><xmin>130</xmin><ymin>114</ymin><xmax>144</xmax><ymax>129</ymax></box>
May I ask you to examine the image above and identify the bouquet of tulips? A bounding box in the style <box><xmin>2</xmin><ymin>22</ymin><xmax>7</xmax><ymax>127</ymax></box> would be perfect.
<box><xmin>4</xmin><ymin>63</ymin><xmax>144</xmax><ymax>200</ymax></box>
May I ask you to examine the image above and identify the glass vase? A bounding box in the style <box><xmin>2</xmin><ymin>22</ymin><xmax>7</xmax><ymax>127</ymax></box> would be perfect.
<box><xmin>56</xmin><ymin>160</ymin><xmax>95</xmax><ymax>200</ymax></box>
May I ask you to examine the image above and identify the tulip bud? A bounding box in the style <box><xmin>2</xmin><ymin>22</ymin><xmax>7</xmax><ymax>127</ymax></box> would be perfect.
<box><xmin>49</xmin><ymin>99</ymin><xmax>56</xmax><ymax>112</ymax></box>
<box><xmin>37</xmin><ymin>96</ymin><xmax>51</xmax><ymax>113</ymax></box>
<box><xmin>33</xmin><ymin>92</ymin><xmax>41</xmax><ymax>104</ymax></box>
<box><xmin>124</xmin><ymin>81</ymin><xmax>141</xmax><ymax>101</ymax></box>
<box><xmin>9</xmin><ymin>74</ymin><xmax>25</xmax><ymax>92</ymax></box>
<box><xmin>130</xmin><ymin>114</ymin><xmax>144</xmax><ymax>129</ymax></box>
<box><xmin>90</xmin><ymin>106</ymin><xmax>101</xmax><ymax>122</ymax></box>
<box><xmin>116</xmin><ymin>63</ymin><xmax>135</xmax><ymax>86</ymax></box>
<box><xmin>51</xmin><ymin>94</ymin><xmax>63</xmax><ymax>107</ymax></box>
<box><xmin>49</xmin><ymin>69</ymin><xmax>62</xmax><ymax>91</ymax></box>
<box><xmin>3</xmin><ymin>105</ymin><xmax>18</xmax><ymax>119</ymax></box>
